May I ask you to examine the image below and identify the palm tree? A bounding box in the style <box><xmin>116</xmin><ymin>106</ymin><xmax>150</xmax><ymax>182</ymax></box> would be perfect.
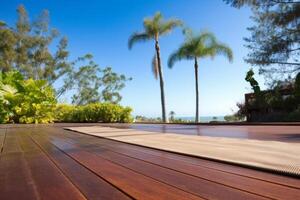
<box><xmin>169</xmin><ymin>110</ymin><xmax>176</xmax><ymax>122</ymax></box>
<box><xmin>168</xmin><ymin>29</ymin><xmax>233</xmax><ymax>123</ymax></box>
<box><xmin>128</xmin><ymin>12</ymin><xmax>182</xmax><ymax>123</ymax></box>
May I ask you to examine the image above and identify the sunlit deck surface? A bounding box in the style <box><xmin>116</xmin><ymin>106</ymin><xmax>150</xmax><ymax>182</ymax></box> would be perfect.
<box><xmin>1</xmin><ymin>124</ymin><xmax>300</xmax><ymax>200</ymax></box>
<box><xmin>103</xmin><ymin>123</ymin><xmax>300</xmax><ymax>142</ymax></box>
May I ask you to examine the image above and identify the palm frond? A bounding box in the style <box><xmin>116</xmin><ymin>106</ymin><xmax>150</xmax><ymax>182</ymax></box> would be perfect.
<box><xmin>143</xmin><ymin>19</ymin><xmax>157</xmax><ymax>37</ymax></box>
<box><xmin>128</xmin><ymin>32</ymin><xmax>151</xmax><ymax>49</ymax></box>
<box><xmin>169</xmin><ymin>29</ymin><xmax>233</xmax><ymax>67</ymax></box>
<box><xmin>168</xmin><ymin>47</ymin><xmax>192</xmax><ymax>68</ymax></box>
<box><xmin>168</xmin><ymin>51</ymin><xmax>180</xmax><ymax>68</ymax></box>
<box><xmin>159</xmin><ymin>19</ymin><xmax>182</xmax><ymax>35</ymax></box>
<box><xmin>153</xmin><ymin>12</ymin><xmax>163</xmax><ymax>23</ymax></box>
<box><xmin>143</xmin><ymin>12</ymin><xmax>162</xmax><ymax>37</ymax></box>
<box><xmin>213</xmin><ymin>43</ymin><xmax>234</xmax><ymax>62</ymax></box>
<box><xmin>197</xmin><ymin>31</ymin><xmax>217</xmax><ymax>45</ymax></box>
<box><xmin>152</xmin><ymin>54</ymin><xmax>159</xmax><ymax>79</ymax></box>
<box><xmin>142</xmin><ymin>12</ymin><xmax>182</xmax><ymax>39</ymax></box>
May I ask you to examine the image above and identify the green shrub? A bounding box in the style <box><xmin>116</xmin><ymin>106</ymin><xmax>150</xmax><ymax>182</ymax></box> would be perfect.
<box><xmin>54</xmin><ymin>104</ymin><xmax>76</xmax><ymax>122</ymax></box>
<box><xmin>0</xmin><ymin>71</ymin><xmax>56</xmax><ymax>123</ymax></box>
<box><xmin>0</xmin><ymin>71</ymin><xmax>133</xmax><ymax>124</ymax></box>
<box><xmin>55</xmin><ymin>103</ymin><xmax>133</xmax><ymax>123</ymax></box>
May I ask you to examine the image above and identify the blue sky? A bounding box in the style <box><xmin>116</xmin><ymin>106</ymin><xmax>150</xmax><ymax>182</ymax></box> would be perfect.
<box><xmin>0</xmin><ymin>0</ymin><xmax>267</xmax><ymax>117</ymax></box>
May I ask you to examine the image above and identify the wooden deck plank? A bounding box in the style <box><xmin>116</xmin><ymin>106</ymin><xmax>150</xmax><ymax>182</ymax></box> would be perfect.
<box><xmin>15</xmin><ymin>130</ymin><xmax>86</xmax><ymax>200</ymax></box>
<box><xmin>2</xmin><ymin>125</ymin><xmax>300</xmax><ymax>200</ymax></box>
<box><xmin>0</xmin><ymin>129</ymin><xmax>5</xmax><ymax>152</ymax></box>
<box><xmin>63</xmin><ymin>128</ymin><xmax>300</xmax><ymax>189</ymax></box>
<box><xmin>52</xmin><ymin>131</ymin><xmax>268</xmax><ymax>200</ymax></box>
<box><xmin>67</xmin><ymin>126</ymin><xmax>300</xmax><ymax>177</ymax></box>
<box><xmin>2</xmin><ymin>129</ymin><xmax>22</xmax><ymax>154</ymax></box>
<box><xmin>30</xmin><ymin>132</ymin><xmax>133</xmax><ymax>200</ymax></box>
<box><xmin>49</xmin><ymin>137</ymin><xmax>204</xmax><ymax>200</ymax></box>
<box><xmin>57</xmin><ymin>129</ymin><xmax>300</xmax><ymax>200</ymax></box>
<box><xmin>0</xmin><ymin>130</ymin><xmax>39</xmax><ymax>200</ymax></box>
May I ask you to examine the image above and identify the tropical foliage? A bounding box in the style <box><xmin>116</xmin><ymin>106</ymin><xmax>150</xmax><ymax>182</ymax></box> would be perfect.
<box><xmin>168</xmin><ymin>29</ymin><xmax>233</xmax><ymax>122</ymax></box>
<box><xmin>0</xmin><ymin>71</ymin><xmax>133</xmax><ymax>124</ymax></box>
<box><xmin>128</xmin><ymin>12</ymin><xmax>182</xmax><ymax>122</ymax></box>
<box><xmin>0</xmin><ymin>71</ymin><xmax>56</xmax><ymax>123</ymax></box>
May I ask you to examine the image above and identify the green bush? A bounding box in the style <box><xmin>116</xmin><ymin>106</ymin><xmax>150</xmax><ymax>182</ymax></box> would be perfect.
<box><xmin>0</xmin><ymin>71</ymin><xmax>56</xmax><ymax>123</ymax></box>
<box><xmin>55</xmin><ymin>103</ymin><xmax>133</xmax><ymax>123</ymax></box>
<box><xmin>0</xmin><ymin>71</ymin><xmax>133</xmax><ymax>124</ymax></box>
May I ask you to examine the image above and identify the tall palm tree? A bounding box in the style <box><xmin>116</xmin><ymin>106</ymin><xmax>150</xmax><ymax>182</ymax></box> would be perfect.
<box><xmin>168</xmin><ymin>30</ymin><xmax>233</xmax><ymax>123</ymax></box>
<box><xmin>169</xmin><ymin>110</ymin><xmax>176</xmax><ymax>122</ymax></box>
<box><xmin>128</xmin><ymin>12</ymin><xmax>182</xmax><ymax>123</ymax></box>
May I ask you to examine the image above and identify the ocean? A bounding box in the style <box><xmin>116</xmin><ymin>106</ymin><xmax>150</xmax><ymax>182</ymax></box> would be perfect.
<box><xmin>176</xmin><ymin>116</ymin><xmax>225</xmax><ymax>122</ymax></box>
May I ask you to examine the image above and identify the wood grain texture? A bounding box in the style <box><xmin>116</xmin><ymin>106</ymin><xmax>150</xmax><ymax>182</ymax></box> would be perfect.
<box><xmin>1</xmin><ymin>125</ymin><xmax>300</xmax><ymax>200</ymax></box>
<box><xmin>0</xmin><ymin>130</ymin><xmax>39</xmax><ymax>200</ymax></box>
<box><xmin>51</xmin><ymin>138</ymin><xmax>203</xmax><ymax>200</ymax></box>
<box><xmin>52</xmin><ymin>133</ymin><xmax>267</xmax><ymax>200</ymax></box>
<box><xmin>30</xmin><ymin>133</ymin><xmax>132</xmax><ymax>200</ymax></box>
<box><xmin>62</xmin><ymin>128</ymin><xmax>300</xmax><ymax>189</ymax></box>
<box><xmin>56</xmin><ymin>129</ymin><xmax>300</xmax><ymax>200</ymax></box>
<box><xmin>16</xmin><ymin>130</ymin><xmax>86</xmax><ymax>200</ymax></box>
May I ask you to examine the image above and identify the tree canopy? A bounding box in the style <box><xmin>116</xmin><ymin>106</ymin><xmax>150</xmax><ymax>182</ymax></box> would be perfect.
<box><xmin>0</xmin><ymin>5</ymin><xmax>70</xmax><ymax>84</ymax></box>
<box><xmin>168</xmin><ymin>29</ymin><xmax>233</xmax><ymax>68</ymax></box>
<box><xmin>128</xmin><ymin>12</ymin><xmax>182</xmax><ymax>78</ymax></box>
<box><xmin>224</xmin><ymin>0</ymin><xmax>300</xmax><ymax>79</ymax></box>
<box><xmin>58</xmin><ymin>54</ymin><xmax>131</xmax><ymax>105</ymax></box>
<box><xmin>0</xmin><ymin>5</ymin><xmax>131</xmax><ymax>105</ymax></box>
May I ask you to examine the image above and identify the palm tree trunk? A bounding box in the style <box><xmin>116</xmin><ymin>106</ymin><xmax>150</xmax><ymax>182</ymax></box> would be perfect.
<box><xmin>155</xmin><ymin>39</ymin><xmax>167</xmax><ymax>123</ymax></box>
<box><xmin>194</xmin><ymin>57</ymin><xmax>199</xmax><ymax>123</ymax></box>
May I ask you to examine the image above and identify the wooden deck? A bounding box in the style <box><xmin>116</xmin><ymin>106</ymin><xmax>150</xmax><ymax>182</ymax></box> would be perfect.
<box><xmin>0</xmin><ymin>125</ymin><xmax>299</xmax><ymax>200</ymax></box>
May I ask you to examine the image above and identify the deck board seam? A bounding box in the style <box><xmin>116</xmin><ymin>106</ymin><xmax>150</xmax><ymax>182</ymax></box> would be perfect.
<box><xmin>64</xmin><ymin>129</ymin><xmax>300</xmax><ymax>189</ymax></box>
<box><xmin>55</xmin><ymin>131</ymin><xmax>275</xmax><ymax>200</ymax></box>
<box><xmin>89</xmin><ymin>144</ymin><xmax>276</xmax><ymax>200</ymax></box>
<box><xmin>65</xmin><ymin>129</ymin><xmax>300</xmax><ymax>189</ymax></box>
<box><xmin>31</xmin><ymin>131</ymin><xmax>136</xmax><ymax>200</ymax></box>
<box><xmin>91</xmin><ymin>136</ymin><xmax>300</xmax><ymax>190</ymax></box>
<box><xmin>86</xmin><ymin>143</ymin><xmax>286</xmax><ymax>200</ymax></box>
<box><xmin>66</xmin><ymin>128</ymin><xmax>300</xmax><ymax>179</ymax></box>
<box><xmin>19</xmin><ymin>131</ymin><xmax>88</xmax><ymax>200</ymax></box>
<box><xmin>49</xmin><ymin>132</ymin><xmax>207</xmax><ymax>200</ymax></box>
<box><xmin>14</xmin><ymin>130</ymin><xmax>42</xmax><ymax>200</ymax></box>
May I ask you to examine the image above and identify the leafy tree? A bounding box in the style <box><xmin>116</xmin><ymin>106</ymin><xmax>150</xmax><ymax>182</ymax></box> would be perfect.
<box><xmin>0</xmin><ymin>5</ymin><xmax>70</xmax><ymax>84</ymax></box>
<box><xmin>71</xmin><ymin>61</ymin><xmax>101</xmax><ymax>105</ymax></box>
<box><xmin>128</xmin><ymin>12</ymin><xmax>182</xmax><ymax>122</ymax></box>
<box><xmin>245</xmin><ymin>68</ymin><xmax>261</xmax><ymax>94</ymax></box>
<box><xmin>0</xmin><ymin>21</ymin><xmax>17</xmax><ymax>72</ymax></box>
<box><xmin>224</xmin><ymin>0</ymin><xmax>300</xmax><ymax>79</ymax></box>
<box><xmin>101</xmin><ymin>67</ymin><xmax>132</xmax><ymax>103</ymax></box>
<box><xmin>168</xmin><ymin>29</ymin><xmax>233</xmax><ymax>122</ymax></box>
<box><xmin>59</xmin><ymin>54</ymin><xmax>131</xmax><ymax>105</ymax></box>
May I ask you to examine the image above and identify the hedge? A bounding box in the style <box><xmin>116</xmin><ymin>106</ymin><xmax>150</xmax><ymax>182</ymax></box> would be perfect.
<box><xmin>55</xmin><ymin>103</ymin><xmax>133</xmax><ymax>123</ymax></box>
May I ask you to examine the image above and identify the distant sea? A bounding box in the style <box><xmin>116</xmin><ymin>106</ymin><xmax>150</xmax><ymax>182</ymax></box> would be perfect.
<box><xmin>177</xmin><ymin>116</ymin><xmax>225</xmax><ymax>122</ymax></box>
